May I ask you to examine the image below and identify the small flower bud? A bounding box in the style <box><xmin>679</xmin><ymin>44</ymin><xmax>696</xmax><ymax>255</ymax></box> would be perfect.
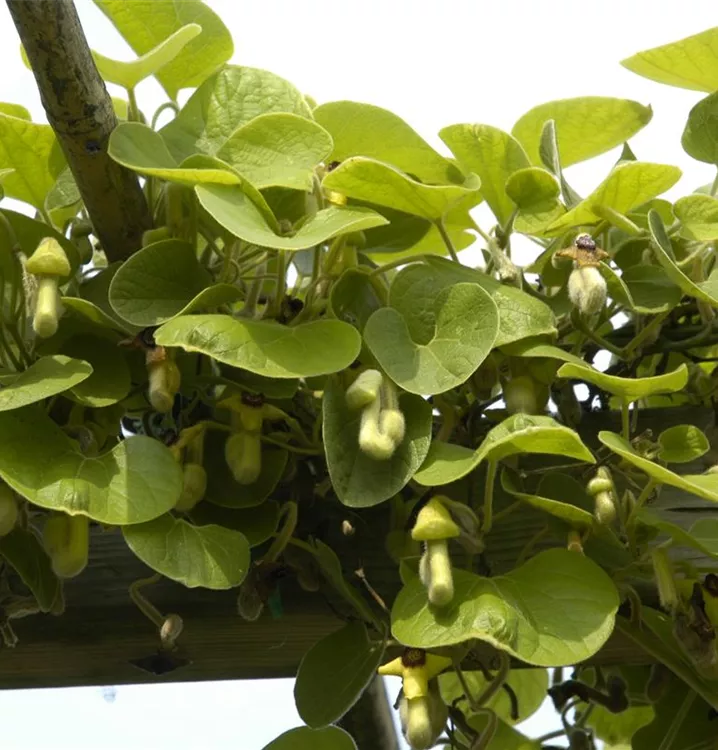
<box><xmin>225</xmin><ymin>431</ymin><xmax>262</xmax><ymax>485</ymax></box>
<box><xmin>652</xmin><ymin>548</ymin><xmax>678</xmax><ymax>614</ymax></box>
<box><xmin>346</xmin><ymin>369</ymin><xmax>384</xmax><ymax>410</ymax></box>
<box><xmin>160</xmin><ymin>613</ymin><xmax>183</xmax><ymax>649</ymax></box>
<box><xmin>568</xmin><ymin>266</ymin><xmax>607</xmax><ymax>316</ymax></box>
<box><xmin>358</xmin><ymin>398</ymin><xmax>396</xmax><ymax>460</ymax></box>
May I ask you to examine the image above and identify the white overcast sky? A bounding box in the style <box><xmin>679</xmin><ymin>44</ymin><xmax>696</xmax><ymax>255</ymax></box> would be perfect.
<box><xmin>0</xmin><ymin>1</ymin><xmax>716</xmax><ymax>748</ymax></box>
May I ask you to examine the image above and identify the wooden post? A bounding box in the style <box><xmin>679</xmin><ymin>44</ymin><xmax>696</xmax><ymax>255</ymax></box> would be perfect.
<box><xmin>6</xmin><ymin>0</ymin><xmax>152</xmax><ymax>262</ymax></box>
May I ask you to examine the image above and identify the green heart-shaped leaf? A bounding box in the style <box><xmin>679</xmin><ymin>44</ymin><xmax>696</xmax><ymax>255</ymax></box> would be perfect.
<box><xmin>123</xmin><ymin>515</ymin><xmax>250</xmax><ymax>589</ymax></box>
<box><xmin>504</xmin><ymin>166</ymin><xmax>566</xmax><ymax>235</ymax></box>
<box><xmin>501</xmin><ymin>469</ymin><xmax>594</xmax><ymax>528</ymax></box>
<box><xmin>392</xmin><ymin>548</ymin><xmax>618</xmax><ymax>665</ymax></box>
<box><xmin>587</xmin><ymin>701</ymin><xmax>654</xmax><ymax>748</ymax></box>
<box><xmin>638</xmin><ymin>510</ymin><xmax>718</xmax><ymax>559</ymax></box>
<box><xmin>322</xmin><ymin>156</ymin><xmax>482</xmax><ymax>222</ymax></box>
<box><xmin>0</xmin><ymin>526</ymin><xmax>61</xmax><ymax>612</ymax></box>
<box><xmin>108</xmin><ymin>123</ymin><xmax>240</xmax><ymax>186</ymax></box>
<box><xmin>415</xmin><ymin>414</ymin><xmax>594</xmax><ymax>487</ymax></box>
<box><xmin>648</xmin><ymin>208</ymin><xmax>718</xmax><ymax>306</ymax></box>
<box><xmin>314</xmin><ymin>101</ymin><xmax>462</xmax><ymax>185</ymax></box>
<box><xmin>0</xmin><ymin>112</ymin><xmax>66</xmax><ymax>209</ymax></box>
<box><xmin>91</xmin><ymin>24</ymin><xmax>201</xmax><ymax>90</ymax></box>
<box><xmin>439</xmin><ymin>668</ymin><xmax>548</xmax><ymax>726</ymax></box>
<box><xmin>216</xmin><ymin>113</ymin><xmax>333</xmax><ymax>191</ymax></box>
<box><xmin>364</xmin><ymin>280</ymin><xmax>499</xmax><ymax>395</ymax></box>
<box><xmin>0</xmin><ymin>103</ymin><xmax>29</xmax><ymax>120</ymax></box>
<box><xmin>63</xmin><ymin>297</ymin><xmax>134</xmax><ymax>334</ymax></box>
<box><xmin>499</xmin><ymin>337</ymin><xmax>586</xmax><ymax>366</ymax></box>
<box><xmin>440</xmin><ymin>124</ymin><xmax>528</xmax><ymax>226</ymax></box>
<box><xmin>93</xmin><ymin>0</ymin><xmax>233</xmax><ymax>100</ymax></box>
<box><xmin>674</xmin><ymin>194</ymin><xmax>718</xmax><ymax>240</ymax></box>
<box><xmin>261</xmin><ymin>726</ymin><xmax>357</xmax><ymax>750</ymax></box>
<box><xmin>599</xmin><ymin>431</ymin><xmax>718</xmax><ymax>502</ymax></box>
<box><xmin>294</xmin><ymin>621</ymin><xmax>385</xmax><ymax>728</ymax></box>
<box><xmin>512</xmin><ymin>97</ymin><xmax>652</xmax><ymax>167</ymax></box>
<box><xmin>547</xmin><ymin>162</ymin><xmax>682</xmax><ymax>232</ymax></box>
<box><xmin>557</xmin><ymin>362</ymin><xmax>688</xmax><ymax>402</ymax></box>
<box><xmin>633</xmin><ymin>674</ymin><xmax>717</xmax><ymax>750</ymax></box>
<box><xmin>189</xmin><ymin>501</ymin><xmax>279</xmax><ymax>547</ymax></box>
<box><xmin>621</xmin><ymin>27</ymin><xmax>718</xmax><ymax>92</ymax></box>
<box><xmin>204</xmin><ymin>432</ymin><xmax>287</xmax><ymax>509</ymax></box>
<box><xmin>196</xmin><ymin>183</ymin><xmax>388</xmax><ymax>250</ymax></box>
<box><xmin>425</xmin><ymin>257</ymin><xmax>557</xmax><ymax>346</ymax></box>
<box><xmin>155</xmin><ymin>315</ymin><xmax>361</xmax><ymax>378</ymax></box>
<box><xmin>0</xmin><ymin>408</ymin><xmax>181</xmax><ymax>524</ymax></box>
<box><xmin>109</xmin><ymin>239</ymin><xmax>242</xmax><ymax>327</ymax></box>
<box><xmin>0</xmin><ymin>356</ymin><xmax>92</xmax><ymax>412</ymax></box>
<box><xmin>621</xmin><ymin>264</ymin><xmax>682</xmax><ymax>313</ymax></box>
<box><xmin>323</xmin><ymin>379</ymin><xmax>432</xmax><ymax>507</ymax></box>
<box><xmin>683</xmin><ymin>91</ymin><xmax>718</xmax><ymax>164</ymax></box>
<box><xmin>329</xmin><ymin>268</ymin><xmax>384</xmax><ymax>333</ymax></box>
<box><xmin>658</xmin><ymin>425</ymin><xmax>710</xmax><ymax>463</ymax></box>
<box><xmin>60</xmin><ymin>336</ymin><xmax>131</xmax><ymax>407</ymax></box>
<box><xmin>160</xmin><ymin>66</ymin><xmax>311</xmax><ymax>161</ymax></box>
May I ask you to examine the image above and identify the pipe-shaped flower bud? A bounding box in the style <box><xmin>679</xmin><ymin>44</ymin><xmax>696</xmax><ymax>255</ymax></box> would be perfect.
<box><xmin>43</xmin><ymin>512</ymin><xmax>89</xmax><ymax>579</ymax></box>
<box><xmin>587</xmin><ymin>467</ymin><xmax>617</xmax><ymax>525</ymax></box>
<box><xmin>568</xmin><ymin>266</ymin><xmax>607</xmax><ymax>317</ymax></box>
<box><xmin>25</xmin><ymin>237</ymin><xmax>71</xmax><ymax>338</ymax></box>
<box><xmin>412</xmin><ymin>497</ymin><xmax>461</xmax><ymax>607</ymax></box>
<box><xmin>378</xmin><ymin>648</ymin><xmax>451</xmax><ymax>750</ymax></box>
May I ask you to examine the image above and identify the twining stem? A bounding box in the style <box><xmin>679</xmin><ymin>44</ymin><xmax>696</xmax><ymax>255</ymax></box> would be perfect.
<box><xmin>622</xmin><ymin>311</ymin><xmax>669</xmax><ymax>357</ymax></box>
<box><xmin>262</xmin><ymin>502</ymin><xmax>298</xmax><ymax>564</ymax></box>
<box><xmin>436</xmin><ymin>219</ymin><xmax>460</xmax><ymax>262</ymax></box>
<box><xmin>621</xmin><ymin>400</ymin><xmax>631</xmax><ymax>440</ymax></box>
<box><xmin>267</xmin><ymin>250</ymin><xmax>288</xmax><ymax>319</ymax></box>
<box><xmin>129</xmin><ymin>574</ymin><xmax>164</xmax><ymax>628</ymax></box>
<box><xmin>481</xmin><ymin>461</ymin><xmax>498</xmax><ymax>534</ymax></box>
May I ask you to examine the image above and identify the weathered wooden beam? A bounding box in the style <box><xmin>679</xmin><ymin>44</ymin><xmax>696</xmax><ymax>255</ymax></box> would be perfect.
<box><xmin>0</xmin><ymin>406</ymin><xmax>714</xmax><ymax>689</ymax></box>
<box><xmin>6</xmin><ymin>0</ymin><xmax>151</xmax><ymax>261</ymax></box>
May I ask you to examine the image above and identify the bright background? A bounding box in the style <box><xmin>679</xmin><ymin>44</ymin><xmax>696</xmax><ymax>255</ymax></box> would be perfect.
<box><xmin>0</xmin><ymin>1</ymin><xmax>715</xmax><ymax>748</ymax></box>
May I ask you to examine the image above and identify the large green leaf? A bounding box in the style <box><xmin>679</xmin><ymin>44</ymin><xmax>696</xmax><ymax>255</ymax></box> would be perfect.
<box><xmin>674</xmin><ymin>194</ymin><xmax>718</xmax><ymax>240</ymax></box>
<box><xmin>122</xmin><ymin>515</ymin><xmax>250</xmax><ymax>589</ymax></box>
<box><xmin>314</xmin><ymin>100</ymin><xmax>461</xmax><ymax>184</ymax></box>
<box><xmin>599</xmin><ymin>431</ymin><xmax>718</xmax><ymax>502</ymax></box>
<box><xmin>440</xmin><ymin>124</ymin><xmax>529</xmax><ymax>226</ymax></box>
<box><xmin>0</xmin><ymin>113</ymin><xmax>66</xmax><ymax>209</ymax></box>
<box><xmin>621</xmin><ymin>265</ymin><xmax>683</xmax><ymax>313</ymax></box>
<box><xmin>160</xmin><ymin>66</ymin><xmax>311</xmax><ymax>161</ymax></box>
<box><xmin>621</xmin><ymin>27</ymin><xmax>718</xmax><ymax>93</ymax></box>
<box><xmin>262</xmin><ymin>727</ymin><xmax>357</xmax><ymax>750</ymax></box>
<box><xmin>155</xmin><ymin>315</ymin><xmax>361</xmax><ymax>378</ymax></box>
<box><xmin>588</xmin><ymin>702</ymin><xmax>654</xmax><ymax>748</ymax></box>
<box><xmin>323</xmin><ymin>379</ymin><xmax>432</xmax><ymax>507</ymax></box>
<box><xmin>499</xmin><ymin>337</ymin><xmax>586</xmax><ymax>366</ymax></box>
<box><xmin>195</xmin><ymin>183</ymin><xmax>388</xmax><ymax>250</ymax></box>
<box><xmin>633</xmin><ymin>674</ymin><xmax>717</xmax><ymax>750</ymax></box>
<box><xmin>364</xmin><ymin>277</ymin><xmax>499</xmax><ymax>395</ymax></box>
<box><xmin>557</xmin><ymin>362</ymin><xmax>688</xmax><ymax>402</ymax></box>
<box><xmin>0</xmin><ymin>408</ymin><xmax>181</xmax><ymax>524</ymax></box>
<box><xmin>547</xmin><ymin>162</ymin><xmax>682</xmax><ymax>232</ymax></box>
<box><xmin>637</xmin><ymin>510</ymin><xmax>718</xmax><ymax>559</ymax></box>
<box><xmin>216</xmin><ymin>114</ymin><xmax>333</xmax><ymax>191</ymax></box>
<box><xmin>328</xmin><ymin>268</ymin><xmax>384</xmax><ymax>333</ymax></box>
<box><xmin>109</xmin><ymin>239</ymin><xmax>242</xmax><ymax>327</ymax></box>
<box><xmin>91</xmin><ymin>24</ymin><xmax>201</xmax><ymax>90</ymax></box>
<box><xmin>93</xmin><ymin>0</ymin><xmax>234</xmax><ymax>99</ymax></box>
<box><xmin>60</xmin><ymin>336</ymin><xmax>131</xmax><ymax>408</ymax></box>
<box><xmin>322</xmin><ymin>157</ymin><xmax>481</xmax><ymax>222</ymax></box>
<box><xmin>415</xmin><ymin>414</ymin><xmax>594</xmax><ymax>486</ymax></box>
<box><xmin>512</xmin><ymin>97</ymin><xmax>652</xmax><ymax>167</ymax></box>
<box><xmin>682</xmin><ymin>92</ymin><xmax>718</xmax><ymax>164</ymax></box>
<box><xmin>648</xmin><ymin>209</ymin><xmax>718</xmax><ymax>307</ymax></box>
<box><xmin>0</xmin><ymin>103</ymin><xmax>29</xmax><ymax>120</ymax></box>
<box><xmin>658</xmin><ymin>425</ymin><xmax>710</xmax><ymax>463</ymax></box>
<box><xmin>439</xmin><ymin>667</ymin><xmax>548</xmax><ymax>726</ymax></box>
<box><xmin>204</xmin><ymin>433</ymin><xmax>287</xmax><ymax>509</ymax></box>
<box><xmin>501</xmin><ymin>469</ymin><xmax>594</xmax><ymax>528</ymax></box>
<box><xmin>189</xmin><ymin>500</ymin><xmax>280</xmax><ymax>548</ymax></box>
<box><xmin>424</xmin><ymin>257</ymin><xmax>557</xmax><ymax>347</ymax></box>
<box><xmin>0</xmin><ymin>526</ymin><xmax>61</xmax><ymax>612</ymax></box>
<box><xmin>294</xmin><ymin>622</ymin><xmax>384</xmax><ymax>728</ymax></box>
<box><xmin>108</xmin><ymin>123</ymin><xmax>240</xmax><ymax>186</ymax></box>
<box><xmin>392</xmin><ymin>549</ymin><xmax>618</xmax><ymax>665</ymax></box>
<box><xmin>0</xmin><ymin>356</ymin><xmax>92</xmax><ymax>412</ymax></box>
